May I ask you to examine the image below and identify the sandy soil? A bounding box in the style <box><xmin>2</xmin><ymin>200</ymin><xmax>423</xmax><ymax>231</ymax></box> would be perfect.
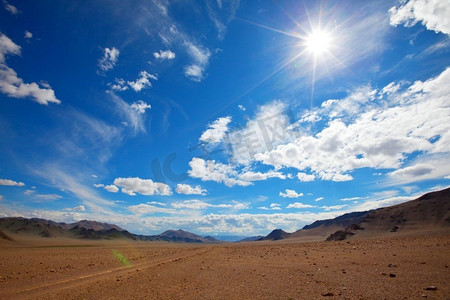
<box><xmin>1</xmin><ymin>234</ymin><xmax>449</xmax><ymax>299</ymax></box>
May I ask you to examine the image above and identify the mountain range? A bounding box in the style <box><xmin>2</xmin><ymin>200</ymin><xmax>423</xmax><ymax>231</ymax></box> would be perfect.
<box><xmin>1</xmin><ymin>188</ymin><xmax>449</xmax><ymax>243</ymax></box>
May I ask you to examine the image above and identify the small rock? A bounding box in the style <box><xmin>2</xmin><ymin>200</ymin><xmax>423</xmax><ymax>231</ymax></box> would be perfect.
<box><xmin>388</xmin><ymin>264</ymin><xmax>397</xmax><ymax>268</ymax></box>
<box><xmin>322</xmin><ymin>292</ymin><xmax>334</xmax><ymax>297</ymax></box>
<box><xmin>389</xmin><ymin>273</ymin><xmax>396</xmax><ymax>278</ymax></box>
<box><xmin>420</xmin><ymin>294</ymin><xmax>427</xmax><ymax>298</ymax></box>
<box><xmin>49</xmin><ymin>269</ymin><xmax>56</xmax><ymax>273</ymax></box>
<box><xmin>424</xmin><ymin>286</ymin><xmax>437</xmax><ymax>291</ymax></box>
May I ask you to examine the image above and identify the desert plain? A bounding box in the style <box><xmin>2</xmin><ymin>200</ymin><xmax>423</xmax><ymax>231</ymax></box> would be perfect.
<box><xmin>1</xmin><ymin>233</ymin><xmax>449</xmax><ymax>299</ymax></box>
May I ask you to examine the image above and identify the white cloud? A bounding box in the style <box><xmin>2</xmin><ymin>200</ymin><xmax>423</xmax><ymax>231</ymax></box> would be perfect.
<box><xmin>445</xmin><ymin>175</ymin><xmax>450</xmax><ymax>179</ymax></box>
<box><xmin>3</xmin><ymin>0</ymin><xmax>19</xmax><ymax>14</ymax></box>
<box><xmin>386</xmin><ymin>156</ymin><xmax>450</xmax><ymax>185</ymax></box>
<box><xmin>98</xmin><ymin>47</ymin><xmax>119</xmax><ymax>72</ymax></box>
<box><xmin>286</xmin><ymin>202</ymin><xmax>315</xmax><ymax>209</ymax></box>
<box><xmin>104</xmin><ymin>184</ymin><xmax>119</xmax><ymax>193</ymax></box>
<box><xmin>340</xmin><ymin>196</ymin><xmax>365</xmax><ymax>202</ymax></box>
<box><xmin>238</xmin><ymin>104</ymin><xmax>246</xmax><ymax>111</ymax></box>
<box><xmin>171</xmin><ymin>199</ymin><xmax>248</xmax><ymax>210</ymax></box>
<box><xmin>114</xmin><ymin>177</ymin><xmax>172</xmax><ymax>196</ymax></box>
<box><xmin>128</xmin><ymin>203</ymin><xmax>175</xmax><ymax>215</ymax></box>
<box><xmin>0</xmin><ymin>179</ymin><xmax>25</xmax><ymax>186</ymax></box>
<box><xmin>297</xmin><ymin>172</ymin><xmax>315</xmax><ymax>182</ymax></box>
<box><xmin>175</xmin><ymin>183</ymin><xmax>207</xmax><ymax>195</ymax></box>
<box><xmin>0</xmin><ymin>65</ymin><xmax>61</xmax><ymax>105</ymax></box>
<box><xmin>0</xmin><ymin>33</ymin><xmax>61</xmax><ymax>105</ymax></box>
<box><xmin>24</xmin><ymin>30</ymin><xmax>33</xmax><ymax>39</ymax></box>
<box><xmin>74</xmin><ymin>205</ymin><xmax>86</xmax><ymax>212</ymax></box>
<box><xmin>91</xmin><ymin>174</ymin><xmax>98</xmax><ymax>178</ymax></box>
<box><xmin>64</xmin><ymin>205</ymin><xmax>86</xmax><ymax>212</ymax></box>
<box><xmin>130</xmin><ymin>100</ymin><xmax>151</xmax><ymax>114</ymax></box>
<box><xmin>108</xmin><ymin>92</ymin><xmax>147</xmax><ymax>133</ymax></box>
<box><xmin>109</xmin><ymin>78</ymin><xmax>129</xmax><ymax>91</ymax></box>
<box><xmin>188</xmin><ymin>157</ymin><xmax>251</xmax><ymax>187</ymax></box>
<box><xmin>127</xmin><ymin>71</ymin><xmax>157</xmax><ymax>92</ymax></box>
<box><xmin>315</xmin><ymin>197</ymin><xmax>324</xmax><ymax>202</ymax></box>
<box><xmin>389</xmin><ymin>0</ymin><xmax>450</xmax><ymax>35</ymax></box>
<box><xmin>184</xmin><ymin>64</ymin><xmax>205</xmax><ymax>82</ymax></box>
<box><xmin>239</xmin><ymin>170</ymin><xmax>286</xmax><ymax>181</ymax></box>
<box><xmin>321</xmin><ymin>205</ymin><xmax>346</xmax><ymax>211</ymax></box>
<box><xmin>154</xmin><ymin>49</ymin><xmax>175</xmax><ymax>61</ymax></box>
<box><xmin>93</xmin><ymin>183</ymin><xmax>105</xmax><ymax>188</ymax></box>
<box><xmin>147</xmin><ymin>201</ymin><xmax>167</xmax><ymax>206</ymax></box>
<box><xmin>228</xmin><ymin>101</ymin><xmax>293</xmax><ymax>164</ymax></box>
<box><xmin>24</xmin><ymin>189</ymin><xmax>35</xmax><ymax>195</ymax></box>
<box><xmin>199</xmin><ymin>116</ymin><xmax>231</xmax><ymax>144</ymax></box>
<box><xmin>255</xmin><ymin>68</ymin><xmax>450</xmax><ymax>183</ymax></box>
<box><xmin>0</xmin><ymin>33</ymin><xmax>20</xmax><ymax>63</ymax></box>
<box><xmin>183</xmin><ymin>42</ymin><xmax>211</xmax><ymax>81</ymax></box>
<box><xmin>279</xmin><ymin>189</ymin><xmax>303</xmax><ymax>198</ymax></box>
<box><xmin>35</xmin><ymin>194</ymin><xmax>63</xmax><ymax>201</ymax></box>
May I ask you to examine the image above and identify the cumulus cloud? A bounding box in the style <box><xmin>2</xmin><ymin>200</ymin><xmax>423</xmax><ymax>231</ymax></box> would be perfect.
<box><xmin>239</xmin><ymin>170</ymin><xmax>286</xmax><ymax>181</ymax></box>
<box><xmin>199</xmin><ymin>116</ymin><xmax>231</xmax><ymax>144</ymax></box>
<box><xmin>64</xmin><ymin>205</ymin><xmax>86</xmax><ymax>212</ymax></box>
<box><xmin>259</xmin><ymin>203</ymin><xmax>282</xmax><ymax>210</ymax></box>
<box><xmin>171</xmin><ymin>199</ymin><xmax>248</xmax><ymax>210</ymax></box>
<box><xmin>98</xmin><ymin>47</ymin><xmax>119</xmax><ymax>72</ymax></box>
<box><xmin>0</xmin><ymin>179</ymin><xmax>25</xmax><ymax>186</ymax></box>
<box><xmin>104</xmin><ymin>184</ymin><xmax>119</xmax><ymax>193</ymax></box>
<box><xmin>255</xmin><ymin>68</ymin><xmax>450</xmax><ymax>183</ymax></box>
<box><xmin>130</xmin><ymin>100</ymin><xmax>151</xmax><ymax>114</ymax></box>
<box><xmin>279</xmin><ymin>189</ymin><xmax>303</xmax><ymax>198</ymax></box>
<box><xmin>175</xmin><ymin>184</ymin><xmax>207</xmax><ymax>195</ymax></box>
<box><xmin>188</xmin><ymin>157</ymin><xmax>251</xmax><ymax>187</ymax></box>
<box><xmin>297</xmin><ymin>172</ymin><xmax>315</xmax><ymax>182</ymax></box>
<box><xmin>114</xmin><ymin>177</ymin><xmax>172</xmax><ymax>196</ymax></box>
<box><xmin>154</xmin><ymin>49</ymin><xmax>175</xmax><ymax>61</ymax></box>
<box><xmin>93</xmin><ymin>183</ymin><xmax>105</xmax><ymax>188</ymax></box>
<box><xmin>128</xmin><ymin>71</ymin><xmax>158</xmax><ymax>92</ymax></box>
<box><xmin>286</xmin><ymin>202</ymin><xmax>315</xmax><ymax>209</ymax></box>
<box><xmin>228</xmin><ymin>101</ymin><xmax>293</xmax><ymax>164</ymax></box>
<box><xmin>0</xmin><ymin>178</ymin><xmax>25</xmax><ymax>186</ymax></box>
<box><xmin>0</xmin><ymin>33</ymin><xmax>61</xmax><ymax>105</ymax></box>
<box><xmin>389</xmin><ymin>0</ymin><xmax>450</xmax><ymax>35</ymax></box>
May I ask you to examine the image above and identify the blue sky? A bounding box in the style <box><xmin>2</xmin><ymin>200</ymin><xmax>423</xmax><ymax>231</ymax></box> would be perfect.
<box><xmin>0</xmin><ymin>0</ymin><xmax>449</xmax><ymax>236</ymax></box>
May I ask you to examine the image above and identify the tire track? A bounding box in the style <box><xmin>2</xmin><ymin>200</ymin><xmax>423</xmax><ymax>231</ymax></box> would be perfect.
<box><xmin>3</xmin><ymin>247</ymin><xmax>211</xmax><ymax>299</ymax></box>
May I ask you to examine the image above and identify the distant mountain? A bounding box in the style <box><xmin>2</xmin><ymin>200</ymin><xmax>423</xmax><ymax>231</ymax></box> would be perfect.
<box><xmin>326</xmin><ymin>188</ymin><xmax>450</xmax><ymax>241</ymax></box>
<box><xmin>237</xmin><ymin>236</ymin><xmax>265</xmax><ymax>242</ymax></box>
<box><xmin>258</xmin><ymin>229</ymin><xmax>290</xmax><ymax>241</ymax></box>
<box><xmin>62</xmin><ymin>220</ymin><xmax>124</xmax><ymax>231</ymax></box>
<box><xmin>0</xmin><ymin>217</ymin><xmax>221</xmax><ymax>243</ymax></box>
<box><xmin>0</xmin><ymin>217</ymin><xmax>68</xmax><ymax>238</ymax></box>
<box><xmin>155</xmin><ymin>229</ymin><xmax>221</xmax><ymax>243</ymax></box>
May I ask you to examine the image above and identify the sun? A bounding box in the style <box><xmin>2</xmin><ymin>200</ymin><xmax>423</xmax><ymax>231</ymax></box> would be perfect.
<box><xmin>305</xmin><ymin>30</ymin><xmax>331</xmax><ymax>56</ymax></box>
